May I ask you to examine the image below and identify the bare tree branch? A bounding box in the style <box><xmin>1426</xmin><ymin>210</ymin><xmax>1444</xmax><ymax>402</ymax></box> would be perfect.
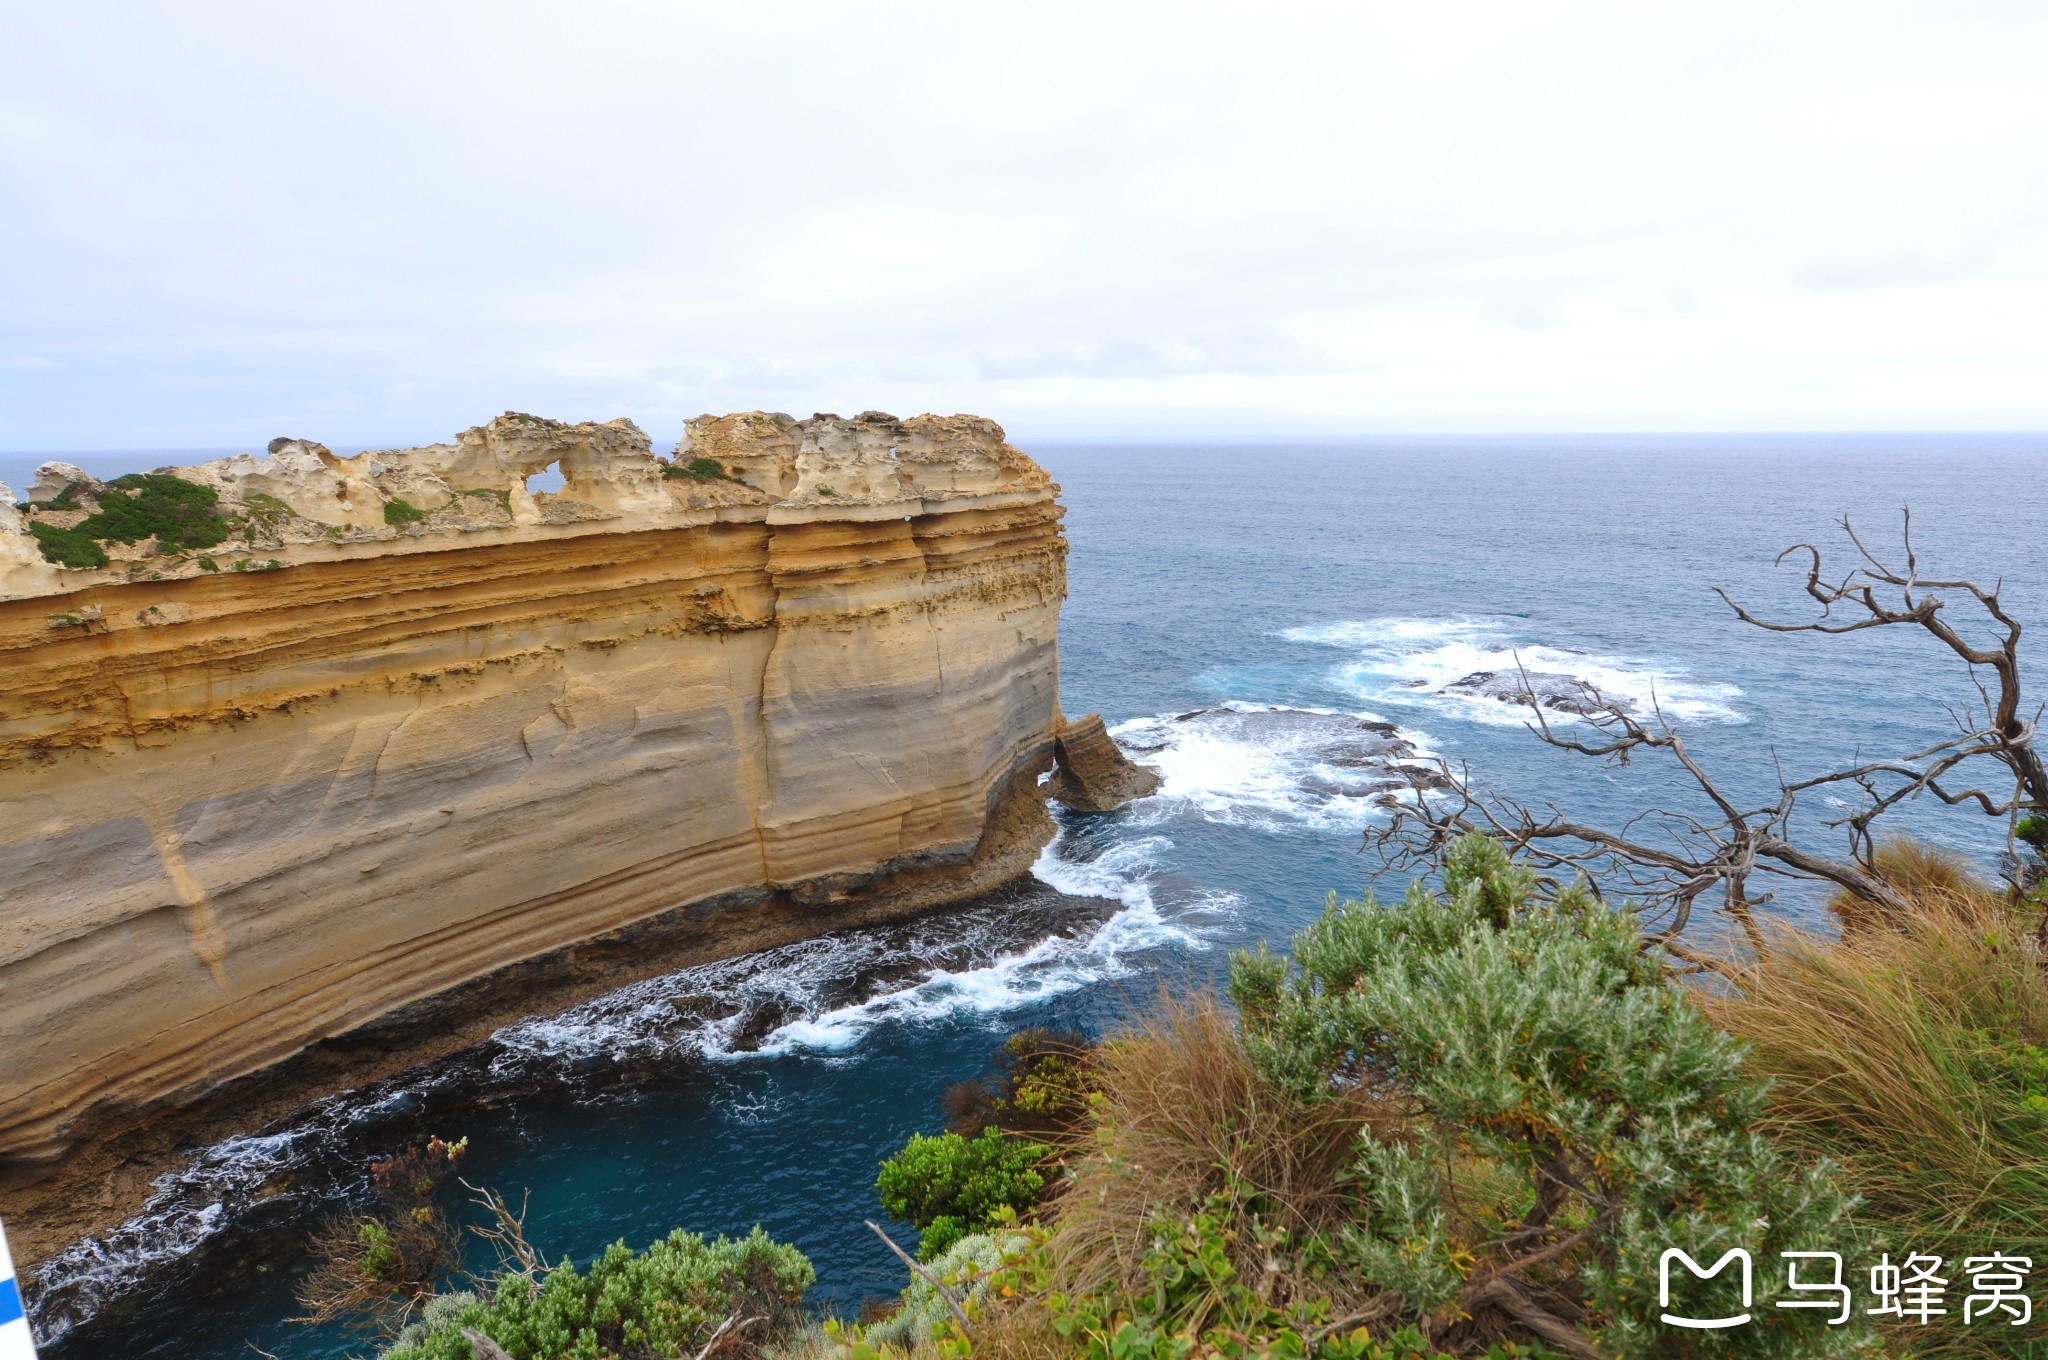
<box><xmin>1367</xmin><ymin>513</ymin><xmax>2044</xmax><ymax>940</ymax></box>
<box><xmin>866</xmin><ymin>1220</ymin><xmax>972</xmax><ymax>1331</ymax></box>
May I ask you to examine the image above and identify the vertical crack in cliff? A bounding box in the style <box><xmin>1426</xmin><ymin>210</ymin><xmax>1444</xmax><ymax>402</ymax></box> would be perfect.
<box><xmin>137</xmin><ymin>792</ymin><xmax>232</xmax><ymax>994</ymax></box>
<box><xmin>743</xmin><ymin>604</ymin><xmax>781</xmax><ymax>884</ymax></box>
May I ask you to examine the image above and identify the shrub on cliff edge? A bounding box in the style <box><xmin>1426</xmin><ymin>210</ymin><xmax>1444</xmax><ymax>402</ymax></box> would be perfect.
<box><xmin>380</xmin><ymin>1226</ymin><xmax>814</xmax><ymax>1360</ymax></box>
<box><xmin>876</xmin><ymin>1128</ymin><xmax>1051</xmax><ymax>1261</ymax></box>
<box><xmin>81</xmin><ymin>472</ymin><xmax>230</xmax><ymax>551</ymax></box>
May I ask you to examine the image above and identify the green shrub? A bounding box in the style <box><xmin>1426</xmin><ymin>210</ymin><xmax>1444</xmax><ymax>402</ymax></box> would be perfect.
<box><xmin>875</xmin><ymin>1128</ymin><xmax>1050</xmax><ymax>1260</ymax></box>
<box><xmin>379</xmin><ymin>1225</ymin><xmax>813</xmax><ymax>1360</ymax></box>
<box><xmin>28</xmin><ymin>522</ymin><xmax>108</xmax><ymax>569</ymax></box>
<box><xmin>197</xmin><ymin>556</ymin><xmax>220</xmax><ymax>572</ymax></box>
<box><xmin>79</xmin><ymin>473</ymin><xmax>229</xmax><ymax>551</ymax></box>
<box><xmin>384</xmin><ymin>497</ymin><xmax>426</xmax><ymax>526</ymax></box>
<box><xmin>1222</xmin><ymin>834</ymin><xmax>1866</xmax><ymax>1358</ymax></box>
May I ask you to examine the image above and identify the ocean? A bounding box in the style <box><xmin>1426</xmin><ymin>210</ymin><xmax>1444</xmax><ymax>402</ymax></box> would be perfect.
<box><xmin>18</xmin><ymin>432</ymin><xmax>2048</xmax><ymax>1356</ymax></box>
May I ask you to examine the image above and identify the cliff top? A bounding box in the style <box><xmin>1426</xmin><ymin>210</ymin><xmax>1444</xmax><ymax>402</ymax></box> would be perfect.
<box><xmin>0</xmin><ymin>410</ymin><xmax>1054</xmax><ymax>601</ymax></box>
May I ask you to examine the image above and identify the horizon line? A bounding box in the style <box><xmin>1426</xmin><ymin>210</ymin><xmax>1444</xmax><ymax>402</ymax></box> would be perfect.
<box><xmin>4</xmin><ymin>427</ymin><xmax>2047</xmax><ymax>457</ymax></box>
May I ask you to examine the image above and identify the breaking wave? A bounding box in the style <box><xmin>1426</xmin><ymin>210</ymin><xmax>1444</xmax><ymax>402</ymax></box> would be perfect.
<box><xmin>1104</xmin><ymin>702</ymin><xmax>1445</xmax><ymax>832</ymax></box>
<box><xmin>1282</xmin><ymin>616</ymin><xmax>1744</xmax><ymax>725</ymax></box>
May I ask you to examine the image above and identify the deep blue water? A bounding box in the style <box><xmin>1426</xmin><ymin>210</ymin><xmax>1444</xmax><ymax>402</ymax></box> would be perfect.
<box><xmin>20</xmin><ymin>433</ymin><xmax>2048</xmax><ymax>1357</ymax></box>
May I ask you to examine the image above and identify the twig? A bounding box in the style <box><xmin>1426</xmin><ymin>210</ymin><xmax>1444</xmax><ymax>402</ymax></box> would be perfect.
<box><xmin>690</xmin><ymin>1310</ymin><xmax>757</xmax><ymax>1360</ymax></box>
<box><xmin>866</xmin><ymin>1219</ymin><xmax>972</xmax><ymax>1331</ymax></box>
<box><xmin>459</xmin><ymin>1179</ymin><xmax>547</xmax><ymax>1284</ymax></box>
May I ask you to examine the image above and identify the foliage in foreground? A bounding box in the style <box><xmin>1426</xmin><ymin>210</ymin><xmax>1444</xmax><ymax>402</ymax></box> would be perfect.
<box><xmin>381</xmin><ymin>1226</ymin><xmax>814</xmax><ymax>1360</ymax></box>
<box><xmin>1710</xmin><ymin>841</ymin><xmax>2048</xmax><ymax>1357</ymax></box>
<box><xmin>861</xmin><ymin>835</ymin><xmax>1865</xmax><ymax>1359</ymax></box>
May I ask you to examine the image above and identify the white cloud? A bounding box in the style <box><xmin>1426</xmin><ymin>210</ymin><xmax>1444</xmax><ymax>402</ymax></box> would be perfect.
<box><xmin>0</xmin><ymin>0</ymin><xmax>2043</xmax><ymax>446</ymax></box>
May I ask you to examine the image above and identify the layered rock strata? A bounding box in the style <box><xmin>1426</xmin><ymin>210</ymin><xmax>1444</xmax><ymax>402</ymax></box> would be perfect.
<box><xmin>0</xmin><ymin>412</ymin><xmax>1067</xmax><ymax>1187</ymax></box>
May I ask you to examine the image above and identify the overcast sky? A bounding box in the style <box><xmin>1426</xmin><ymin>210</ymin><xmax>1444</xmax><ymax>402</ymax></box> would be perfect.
<box><xmin>2</xmin><ymin>2</ymin><xmax>2044</xmax><ymax>449</ymax></box>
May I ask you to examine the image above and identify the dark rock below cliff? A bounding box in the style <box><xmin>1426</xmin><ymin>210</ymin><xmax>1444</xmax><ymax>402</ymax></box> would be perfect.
<box><xmin>1047</xmin><ymin>712</ymin><xmax>1161</xmax><ymax>812</ymax></box>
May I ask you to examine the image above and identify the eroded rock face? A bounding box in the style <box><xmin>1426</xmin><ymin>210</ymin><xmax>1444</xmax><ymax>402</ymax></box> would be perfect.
<box><xmin>0</xmin><ymin>483</ymin><xmax>51</xmax><ymax>599</ymax></box>
<box><xmin>1047</xmin><ymin>712</ymin><xmax>1162</xmax><ymax>812</ymax></box>
<box><xmin>25</xmin><ymin>463</ymin><xmax>96</xmax><ymax>504</ymax></box>
<box><xmin>0</xmin><ymin>411</ymin><xmax>1069</xmax><ymax>1191</ymax></box>
<box><xmin>1</xmin><ymin>410</ymin><xmax>1056</xmax><ymax>598</ymax></box>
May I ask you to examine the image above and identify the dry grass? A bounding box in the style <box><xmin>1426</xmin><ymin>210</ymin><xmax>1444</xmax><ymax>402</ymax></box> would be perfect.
<box><xmin>1045</xmin><ymin>989</ymin><xmax>1406</xmax><ymax>1316</ymax></box>
<box><xmin>1707</xmin><ymin>842</ymin><xmax>2048</xmax><ymax>1357</ymax></box>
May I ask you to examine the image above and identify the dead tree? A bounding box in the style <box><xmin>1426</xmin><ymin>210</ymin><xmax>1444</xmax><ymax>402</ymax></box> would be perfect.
<box><xmin>1367</xmin><ymin>512</ymin><xmax>2046</xmax><ymax>950</ymax></box>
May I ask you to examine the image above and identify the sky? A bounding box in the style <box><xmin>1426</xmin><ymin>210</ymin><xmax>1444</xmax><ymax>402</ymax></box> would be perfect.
<box><xmin>2</xmin><ymin>1</ymin><xmax>2045</xmax><ymax>449</ymax></box>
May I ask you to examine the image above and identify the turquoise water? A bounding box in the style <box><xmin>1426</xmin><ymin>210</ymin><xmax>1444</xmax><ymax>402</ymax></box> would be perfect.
<box><xmin>23</xmin><ymin>433</ymin><xmax>2048</xmax><ymax>1356</ymax></box>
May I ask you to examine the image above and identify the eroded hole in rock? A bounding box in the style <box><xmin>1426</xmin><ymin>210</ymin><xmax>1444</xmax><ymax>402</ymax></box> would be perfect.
<box><xmin>525</xmin><ymin>460</ymin><xmax>565</xmax><ymax>495</ymax></box>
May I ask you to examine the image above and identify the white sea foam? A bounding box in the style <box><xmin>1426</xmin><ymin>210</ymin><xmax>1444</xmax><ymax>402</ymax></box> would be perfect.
<box><xmin>1283</xmin><ymin>616</ymin><xmax>1743</xmax><ymax>725</ymax></box>
<box><xmin>1106</xmin><ymin>702</ymin><xmax>1444</xmax><ymax>832</ymax></box>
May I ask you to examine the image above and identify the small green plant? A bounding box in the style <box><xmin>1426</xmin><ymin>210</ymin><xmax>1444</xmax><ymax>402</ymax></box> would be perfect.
<box><xmin>815</xmin><ymin>484</ymin><xmax>838</xmax><ymax>497</ymax></box>
<box><xmin>662</xmin><ymin>456</ymin><xmax>744</xmax><ymax>484</ymax></box>
<box><xmin>197</xmin><ymin>556</ymin><xmax>220</xmax><ymax>572</ymax></box>
<box><xmin>383</xmin><ymin>497</ymin><xmax>426</xmax><ymax>526</ymax></box>
<box><xmin>876</xmin><ymin>1126</ymin><xmax>1051</xmax><ymax>1260</ymax></box>
<box><xmin>28</xmin><ymin>522</ymin><xmax>108</xmax><ymax>569</ymax></box>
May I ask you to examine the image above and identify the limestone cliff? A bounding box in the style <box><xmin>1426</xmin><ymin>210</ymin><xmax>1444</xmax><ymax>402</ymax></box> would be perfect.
<box><xmin>0</xmin><ymin>411</ymin><xmax>1066</xmax><ymax>1176</ymax></box>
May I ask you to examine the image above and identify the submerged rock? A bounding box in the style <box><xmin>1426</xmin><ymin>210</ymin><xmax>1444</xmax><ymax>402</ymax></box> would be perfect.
<box><xmin>1440</xmin><ymin>668</ymin><xmax>1631</xmax><ymax>717</ymax></box>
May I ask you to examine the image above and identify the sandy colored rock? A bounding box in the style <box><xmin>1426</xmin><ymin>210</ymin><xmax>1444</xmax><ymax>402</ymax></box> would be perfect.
<box><xmin>25</xmin><ymin>463</ymin><xmax>95</xmax><ymax>504</ymax></box>
<box><xmin>0</xmin><ymin>411</ymin><xmax>1069</xmax><ymax>1185</ymax></box>
<box><xmin>0</xmin><ymin>482</ymin><xmax>56</xmax><ymax>599</ymax></box>
<box><xmin>1047</xmin><ymin>712</ymin><xmax>1162</xmax><ymax>812</ymax></box>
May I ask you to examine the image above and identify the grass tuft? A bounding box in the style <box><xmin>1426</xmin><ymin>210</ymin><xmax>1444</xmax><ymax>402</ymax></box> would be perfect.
<box><xmin>1709</xmin><ymin>841</ymin><xmax>2048</xmax><ymax>1357</ymax></box>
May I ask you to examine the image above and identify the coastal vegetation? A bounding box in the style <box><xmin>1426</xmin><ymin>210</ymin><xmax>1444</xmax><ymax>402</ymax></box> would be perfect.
<box><xmin>664</xmin><ymin>456</ymin><xmax>746</xmax><ymax>484</ymax></box>
<box><xmin>21</xmin><ymin>470</ymin><xmax>231</xmax><ymax>567</ymax></box>
<box><xmin>379</xmin><ymin>1228</ymin><xmax>814</xmax><ymax>1360</ymax></box>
